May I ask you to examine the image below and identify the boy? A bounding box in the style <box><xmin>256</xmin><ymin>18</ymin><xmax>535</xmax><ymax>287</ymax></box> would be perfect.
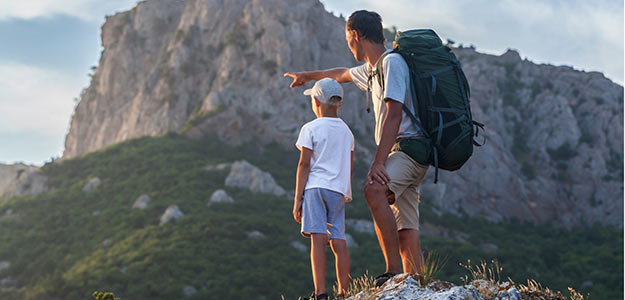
<box><xmin>293</xmin><ymin>78</ymin><xmax>354</xmax><ymax>300</ymax></box>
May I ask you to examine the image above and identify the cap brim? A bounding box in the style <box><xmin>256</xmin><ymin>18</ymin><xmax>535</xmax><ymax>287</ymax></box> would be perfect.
<box><xmin>303</xmin><ymin>89</ymin><xmax>313</xmax><ymax>96</ymax></box>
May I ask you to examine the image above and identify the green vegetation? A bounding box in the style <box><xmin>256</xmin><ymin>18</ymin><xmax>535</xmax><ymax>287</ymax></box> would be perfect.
<box><xmin>93</xmin><ymin>291</ymin><xmax>121</xmax><ymax>300</ymax></box>
<box><xmin>0</xmin><ymin>134</ymin><xmax>621</xmax><ymax>299</ymax></box>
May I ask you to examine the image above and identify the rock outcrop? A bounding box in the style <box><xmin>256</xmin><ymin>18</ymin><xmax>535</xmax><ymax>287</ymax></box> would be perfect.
<box><xmin>225</xmin><ymin>160</ymin><xmax>285</xmax><ymax>196</ymax></box>
<box><xmin>207</xmin><ymin>189</ymin><xmax>234</xmax><ymax>206</ymax></box>
<box><xmin>132</xmin><ymin>194</ymin><xmax>151</xmax><ymax>209</ymax></box>
<box><xmin>0</xmin><ymin>163</ymin><xmax>48</xmax><ymax>199</ymax></box>
<box><xmin>159</xmin><ymin>205</ymin><xmax>184</xmax><ymax>225</ymax></box>
<box><xmin>82</xmin><ymin>177</ymin><xmax>101</xmax><ymax>192</ymax></box>
<box><xmin>60</xmin><ymin>0</ymin><xmax>623</xmax><ymax>228</ymax></box>
<box><xmin>349</xmin><ymin>274</ymin><xmax>533</xmax><ymax>300</ymax></box>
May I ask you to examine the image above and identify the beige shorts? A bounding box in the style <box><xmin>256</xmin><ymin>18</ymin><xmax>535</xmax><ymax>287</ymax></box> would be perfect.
<box><xmin>386</xmin><ymin>151</ymin><xmax>429</xmax><ymax>231</ymax></box>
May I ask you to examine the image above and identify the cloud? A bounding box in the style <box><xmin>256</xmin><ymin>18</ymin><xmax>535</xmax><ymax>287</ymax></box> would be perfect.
<box><xmin>322</xmin><ymin>0</ymin><xmax>624</xmax><ymax>84</ymax></box>
<box><xmin>0</xmin><ymin>62</ymin><xmax>86</xmax><ymax>136</ymax></box>
<box><xmin>0</xmin><ymin>0</ymin><xmax>139</xmax><ymax>23</ymax></box>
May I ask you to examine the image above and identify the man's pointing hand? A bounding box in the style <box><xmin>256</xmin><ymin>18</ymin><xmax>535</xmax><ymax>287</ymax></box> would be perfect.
<box><xmin>283</xmin><ymin>72</ymin><xmax>309</xmax><ymax>88</ymax></box>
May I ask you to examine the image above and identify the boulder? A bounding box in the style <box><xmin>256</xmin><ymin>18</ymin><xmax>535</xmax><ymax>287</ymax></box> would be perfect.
<box><xmin>207</xmin><ymin>189</ymin><xmax>234</xmax><ymax>206</ymax></box>
<box><xmin>82</xmin><ymin>177</ymin><xmax>101</xmax><ymax>192</ymax></box>
<box><xmin>225</xmin><ymin>160</ymin><xmax>285</xmax><ymax>196</ymax></box>
<box><xmin>344</xmin><ymin>233</ymin><xmax>358</xmax><ymax>248</ymax></box>
<box><xmin>203</xmin><ymin>163</ymin><xmax>231</xmax><ymax>171</ymax></box>
<box><xmin>346</xmin><ymin>219</ymin><xmax>374</xmax><ymax>234</ymax></box>
<box><xmin>132</xmin><ymin>194</ymin><xmax>151</xmax><ymax>209</ymax></box>
<box><xmin>0</xmin><ymin>261</ymin><xmax>9</xmax><ymax>271</ymax></box>
<box><xmin>160</xmin><ymin>205</ymin><xmax>184</xmax><ymax>225</ymax></box>
<box><xmin>289</xmin><ymin>240</ymin><xmax>307</xmax><ymax>252</ymax></box>
<box><xmin>247</xmin><ymin>230</ymin><xmax>265</xmax><ymax>239</ymax></box>
<box><xmin>183</xmin><ymin>285</ymin><xmax>197</xmax><ymax>297</ymax></box>
<box><xmin>0</xmin><ymin>163</ymin><xmax>48</xmax><ymax>199</ymax></box>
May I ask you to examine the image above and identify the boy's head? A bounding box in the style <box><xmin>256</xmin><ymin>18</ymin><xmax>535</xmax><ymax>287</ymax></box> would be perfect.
<box><xmin>304</xmin><ymin>78</ymin><xmax>343</xmax><ymax>117</ymax></box>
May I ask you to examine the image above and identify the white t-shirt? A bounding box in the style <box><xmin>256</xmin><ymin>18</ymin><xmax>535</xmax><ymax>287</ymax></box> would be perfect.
<box><xmin>349</xmin><ymin>49</ymin><xmax>425</xmax><ymax>145</ymax></box>
<box><xmin>296</xmin><ymin>117</ymin><xmax>354</xmax><ymax>201</ymax></box>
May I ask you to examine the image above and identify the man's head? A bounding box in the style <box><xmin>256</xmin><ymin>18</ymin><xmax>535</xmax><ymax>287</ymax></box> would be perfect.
<box><xmin>303</xmin><ymin>78</ymin><xmax>343</xmax><ymax>117</ymax></box>
<box><xmin>345</xmin><ymin>10</ymin><xmax>385</xmax><ymax>62</ymax></box>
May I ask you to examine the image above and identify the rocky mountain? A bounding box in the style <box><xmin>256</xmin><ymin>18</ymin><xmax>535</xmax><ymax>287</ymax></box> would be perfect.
<box><xmin>60</xmin><ymin>0</ymin><xmax>623</xmax><ymax>228</ymax></box>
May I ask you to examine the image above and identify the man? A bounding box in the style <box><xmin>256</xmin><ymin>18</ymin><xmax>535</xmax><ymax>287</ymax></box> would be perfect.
<box><xmin>284</xmin><ymin>10</ymin><xmax>429</xmax><ymax>287</ymax></box>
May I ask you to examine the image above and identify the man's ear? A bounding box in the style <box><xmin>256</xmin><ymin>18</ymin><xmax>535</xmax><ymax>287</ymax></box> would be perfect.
<box><xmin>351</xmin><ymin>29</ymin><xmax>361</xmax><ymax>42</ymax></box>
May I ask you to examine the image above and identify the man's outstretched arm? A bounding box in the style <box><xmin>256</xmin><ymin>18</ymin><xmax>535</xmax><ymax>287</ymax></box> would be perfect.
<box><xmin>283</xmin><ymin>68</ymin><xmax>352</xmax><ymax>88</ymax></box>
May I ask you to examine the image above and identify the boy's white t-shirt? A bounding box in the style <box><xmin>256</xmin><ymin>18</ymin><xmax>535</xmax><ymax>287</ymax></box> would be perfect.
<box><xmin>296</xmin><ymin>117</ymin><xmax>354</xmax><ymax>201</ymax></box>
<box><xmin>349</xmin><ymin>49</ymin><xmax>426</xmax><ymax>145</ymax></box>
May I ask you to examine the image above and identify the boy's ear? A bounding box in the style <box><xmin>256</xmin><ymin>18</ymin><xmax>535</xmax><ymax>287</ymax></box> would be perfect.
<box><xmin>314</xmin><ymin>98</ymin><xmax>321</xmax><ymax>107</ymax></box>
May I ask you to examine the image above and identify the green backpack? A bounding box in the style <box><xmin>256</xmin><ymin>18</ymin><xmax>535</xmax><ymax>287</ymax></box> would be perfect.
<box><xmin>371</xmin><ymin>29</ymin><xmax>484</xmax><ymax>183</ymax></box>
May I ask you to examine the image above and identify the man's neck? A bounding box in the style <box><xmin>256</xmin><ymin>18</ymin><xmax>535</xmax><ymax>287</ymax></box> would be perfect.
<box><xmin>365</xmin><ymin>43</ymin><xmax>388</xmax><ymax>67</ymax></box>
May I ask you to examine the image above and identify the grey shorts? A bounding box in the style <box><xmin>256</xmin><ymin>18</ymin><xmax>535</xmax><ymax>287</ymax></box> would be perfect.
<box><xmin>301</xmin><ymin>188</ymin><xmax>346</xmax><ymax>240</ymax></box>
<box><xmin>386</xmin><ymin>151</ymin><xmax>429</xmax><ymax>231</ymax></box>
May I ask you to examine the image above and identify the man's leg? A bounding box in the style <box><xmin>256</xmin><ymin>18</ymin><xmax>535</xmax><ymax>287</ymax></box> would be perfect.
<box><xmin>364</xmin><ymin>181</ymin><xmax>402</xmax><ymax>273</ymax></box>
<box><xmin>398</xmin><ymin>229</ymin><xmax>423</xmax><ymax>274</ymax></box>
<box><xmin>310</xmin><ymin>233</ymin><xmax>328</xmax><ymax>295</ymax></box>
<box><xmin>329</xmin><ymin>239</ymin><xmax>350</xmax><ymax>294</ymax></box>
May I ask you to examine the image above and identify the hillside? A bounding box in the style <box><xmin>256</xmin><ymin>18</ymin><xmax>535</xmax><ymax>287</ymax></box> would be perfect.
<box><xmin>0</xmin><ymin>134</ymin><xmax>622</xmax><ymax>299</ymax></box>
<box><xmin>59</xmin><ymin>0</ymin><xmax>623</xmax><ymax>228</ymax></box>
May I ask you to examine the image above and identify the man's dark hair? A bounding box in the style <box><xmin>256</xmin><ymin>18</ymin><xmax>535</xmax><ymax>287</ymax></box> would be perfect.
<box><xmin>346</xmin><ymin>10</ymin><xmax>385</xmax><ymax>44</ymax></box>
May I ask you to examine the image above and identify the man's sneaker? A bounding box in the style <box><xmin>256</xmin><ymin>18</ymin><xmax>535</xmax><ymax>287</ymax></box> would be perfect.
<box><xmin>373</xmin><ymin>272</ymin><xmax>397</xmax><ymax>287</ymax></box>
<box><xmin>303</xmin><ymin>292</ymin><xmax>328</xmax><ymax>300</ymax></box>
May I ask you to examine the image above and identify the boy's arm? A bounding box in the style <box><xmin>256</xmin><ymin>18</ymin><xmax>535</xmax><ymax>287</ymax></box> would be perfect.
<box><xmin>293</xmin><ymin>147</ymin><xmax>313</xmax><ymax>223</ymax></box>
<box><xmin>350</xmin><ymin>151</ymin><xmax>354</xmax><ymax>182</ymax></box>
<box><xmin>284</xmin><ymin>68</ymin><xmax>352</xmax><ymax>88</ymax></box>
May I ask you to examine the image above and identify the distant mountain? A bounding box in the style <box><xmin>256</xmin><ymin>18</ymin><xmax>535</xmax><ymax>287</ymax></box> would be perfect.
<box><xmin>60</xmin><ymin>0</ymin><xmax>622</xmax><ymax>228</ymax></box>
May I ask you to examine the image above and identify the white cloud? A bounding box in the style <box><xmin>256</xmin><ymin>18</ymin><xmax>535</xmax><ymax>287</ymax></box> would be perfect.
<box><xmin>322</xmin><ymin>0</ymin><xmax>624</xmax><ymax>84</ymax></box>
<box><xmin>0</xmin><ymin>0</ymin><xmax>139</xmax><ymax>22</ymax></box>
<box><xmin>0</xmin><ymin>62</ymin><xmax>86</xmax><ymax>136</ymax></box>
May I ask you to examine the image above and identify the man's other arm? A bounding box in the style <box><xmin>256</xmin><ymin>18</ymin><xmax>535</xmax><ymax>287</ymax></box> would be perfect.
<box><xmin>368</xmin><ymin>99</ymin><xmax>402</xmax><ymax>185</ymax></box>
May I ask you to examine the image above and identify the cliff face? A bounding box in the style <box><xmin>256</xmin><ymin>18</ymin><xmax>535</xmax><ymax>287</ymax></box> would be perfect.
<box><xmin>61</xmin><ymin>0</ymin><xmax>623</xmax><ymax>228</ymax></box>
<box><xmin>63</xmin><ymin>0</ymin><xmax>373</xmax><ymax>159</ymax></box>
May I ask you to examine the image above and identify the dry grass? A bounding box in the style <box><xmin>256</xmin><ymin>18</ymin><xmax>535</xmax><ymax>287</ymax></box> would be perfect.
<box><xmin>459</xmin><ymin>259</ymin><xmax>504</xmax><ymax>284</ymax></box>
<box><xmin>332</xmin><ymin>270</ymin><xmax>376</xmax><ymax>298</ymax></box>
<box><xmin>459</xmin><ymin>259</ymin><xmax>590</xmax><ymax>300</ymax></box>
<box><xmin>415</xmin><ymin>251</ymin><xmax>449</xmax><ymax>287</ymax></box>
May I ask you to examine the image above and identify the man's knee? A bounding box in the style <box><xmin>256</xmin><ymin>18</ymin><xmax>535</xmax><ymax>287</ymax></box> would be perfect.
<box><xmin>364</xmin><ymin>182</ymin><xmax>388</xmax><ymax>206</ymax></box>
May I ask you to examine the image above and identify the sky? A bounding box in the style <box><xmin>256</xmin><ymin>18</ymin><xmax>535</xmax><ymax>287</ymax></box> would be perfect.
<box><xmin>0</xmin><ymin>0</ymin><xmax>623</xmax><ymax>166</ymax></box>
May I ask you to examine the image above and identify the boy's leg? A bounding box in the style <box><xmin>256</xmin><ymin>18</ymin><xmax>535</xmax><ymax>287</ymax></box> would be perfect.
<box><xmin>302</xmin><ymin>188</ymin><xmax>331</xmax><ymax>296</ymax></box>
<box><xmin>322</xmin><ymin>188</ymin><xmax>350</xmax><ymax>294</ymax></box>
<box><xmin>310</xmin><ymin>233</ymin><xmax>328</xmax><ymax>295</ymax></box>
<box><xmin>330</xmin><ymin>239</ymin><xmax>350</xmax><ymax>294</ymax></box>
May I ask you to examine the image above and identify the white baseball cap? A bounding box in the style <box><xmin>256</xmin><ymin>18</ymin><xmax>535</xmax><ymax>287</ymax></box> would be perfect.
<box><xmin>303</xmin><ymin>78</ymin><xmax>343</xmax><ymax>104</ymax></box>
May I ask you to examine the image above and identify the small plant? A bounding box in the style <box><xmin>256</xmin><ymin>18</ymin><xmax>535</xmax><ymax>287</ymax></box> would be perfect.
<box><xmin>332</xmin><ymin>270</ymin><xmax>375</xmax><ymax>298</ymax></box>
<box><xmin>93</xmin><ymin>291</ymin><xmax>121</xmax><ymax>300</ymax></box>
<box><xmin>416</xmin><ymin>251</ymin><xmax>449</xmax><ymax>287</ymax></box>
<box><xmin>460</xmin><ymin>259</ymin><xmax>504</xmax><ymax>284</ymax></box>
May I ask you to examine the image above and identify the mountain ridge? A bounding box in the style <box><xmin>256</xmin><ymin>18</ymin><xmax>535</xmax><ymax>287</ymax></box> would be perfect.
<box><xmin>57</xmin><ymin>0</ymin><xmax>623</xmax><ymax>228</ymax></box>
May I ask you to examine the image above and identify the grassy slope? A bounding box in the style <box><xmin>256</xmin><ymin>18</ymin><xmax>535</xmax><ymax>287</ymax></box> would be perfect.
<box><xmin>0</xmin><ymin>133</ymin><xmax>621</xmax><ymax>299</ymax></box>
